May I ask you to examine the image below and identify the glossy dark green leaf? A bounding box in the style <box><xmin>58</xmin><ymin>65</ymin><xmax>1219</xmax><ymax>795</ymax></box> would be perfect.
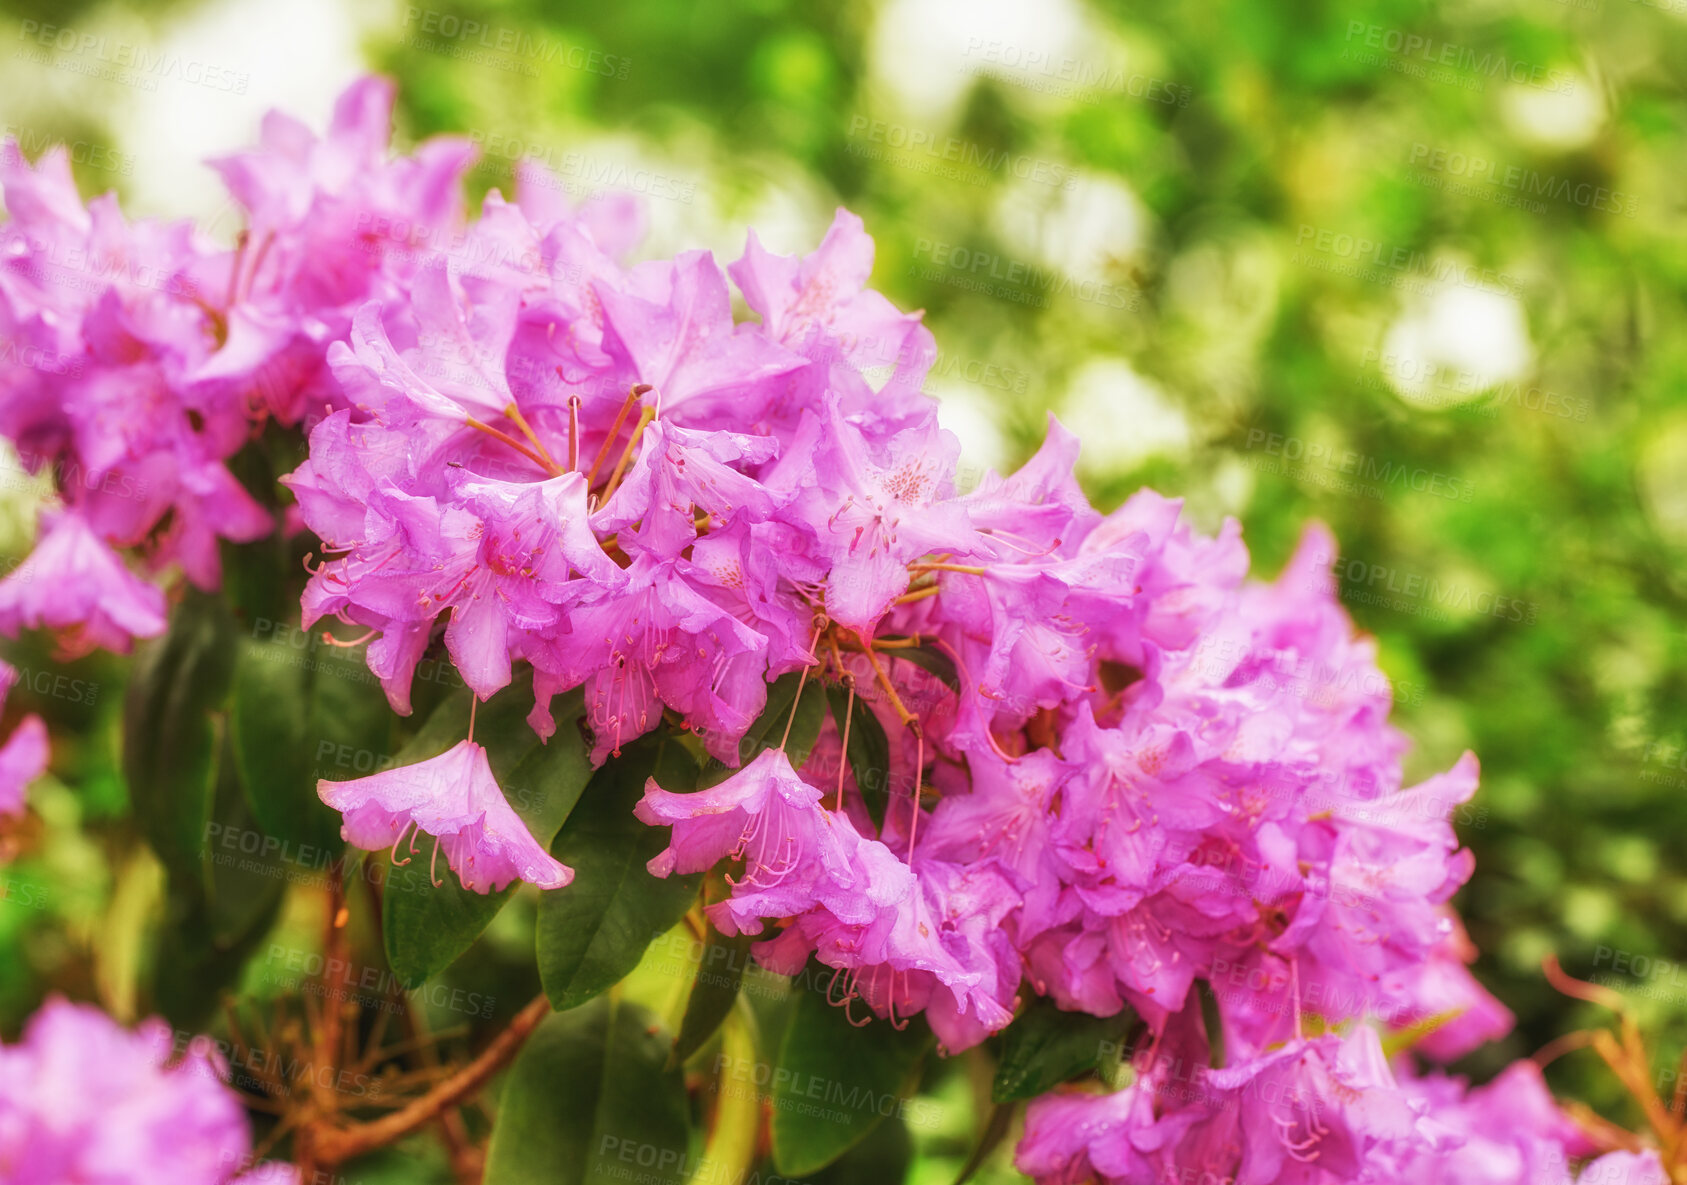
<box><xmin>702</xmin><ymin>669</ymin><xmax>826</xmax><ymax>786</ymax></box>
<box><xmin>669</xmin><ymin>924</ymin><xmax>755</xmax><ymax>1068</ymax></box>
<box><xmin>383</xmin><ymin>681</ymin><xmax>592</xmax><ymax>988</ymax></box>
<box><xmin>150</xmin><ymin>880</ymin><xmax>286</xmax><ymax>1031</ymax></box>
<box><xmin>991</xmin><ymin>998</ymin><xmax>1134</xmax><ymax>1103</ymax></box>
<box><xmin>205</xmin><ymin>724</ymin><xmax>286</xmax><ymax>945</ymax></box>
<box><xmin>218</xmin><ymin>437</ymin><xmax>296</xmax><ymax>628</ymax></box>
<box><xmin>537</xmin><ymin>735</ymin><xmax>701</xmax><ymax>1011</ymax></box>
<box><xmin>808</xmin><ymin>1109</ymin><xmax>912</xmax><ymax>1185</ymax></box>
<box><xmin>770</xmin><ymin>973</ymin><xmax>932</xmax><ymax>1177</ymax></box>
<box><xmin>484</xmin><ymin>997</ymin><xmax>691</xmax><ymax>1185</ymax></box>
<box><xmin>149</xmin><ymin>723</ymin><xmax>288</xmax><ymax>1029</ymax></box>
<box><xmin>826</xmin><ymin>682</ymin><xmax>892</xmax><ymax>829</ymax></box>
<box><xmin>122</xmin><ymin>590</ymin><xmax>239</xmax><ymax>888</ymax></box>
<box><xmin>889</xmin><ymin>645</ymin><xmax>959</xmax><ymax>691</ymax></box>
<box><xmin>230</xmin><ymin>628</ymin><xmax>393</xmax><ymax>853</ymax></box>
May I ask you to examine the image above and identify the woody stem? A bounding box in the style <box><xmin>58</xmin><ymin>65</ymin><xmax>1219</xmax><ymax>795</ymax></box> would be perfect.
<box><xmin>307</xmin><ymin>995</ymin><xmax>552</xmax><ymax>1168</ymax></box>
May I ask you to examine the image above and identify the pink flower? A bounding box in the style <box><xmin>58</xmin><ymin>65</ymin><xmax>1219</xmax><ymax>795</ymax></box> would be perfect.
<box><xmin>775</xmin><ymin>396</ymin><xmax>975</xmax><ymax>634</ymax></box>
<box><xmin>636</xmin><ymin>747</ymin><xmax>860</xmax><ymax>930</ymax></box>
<box><xmin>319</xmin><ymin>739</ymin><xmax>572</xmax><ymax>893</ymax></box>
<box><xmin>0</xmin><ymin>997</ymin><xmax>278</xmax><ymax>1185</ymax></box>
<box><xmin>0</xmin><ymin>660</ymin><xmax>48</xmax><ymax>821</ymax></box>
<box><xmin>595</xmin><ymin>250</ymin><xmax>807</xmax><ymax>427</ymax></box>
<box><xmin>0</xmin><ymin>511</ymin><xmax>167</xmax><ymax>657</ymax></box>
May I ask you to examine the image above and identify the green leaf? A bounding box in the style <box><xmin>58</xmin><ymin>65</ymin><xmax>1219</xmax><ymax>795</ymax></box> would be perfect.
<box><xmin>218</xmin><ymin>436</ymin><xmax>297</xmax><ymax>628</ymax></box>
<box><xmin>826</xmin><ymin>682</ymin><xmax>892</xmax><ymax>829</ymax></box>
<box><xmin>484</xmin><ymin>997</ymin><xmax>691</xmax><ymax>1185</ymax></box>
<box><xmin>122</xmin><ymin>590</ymin><xmax>240</xmax><ymax>888</ymax></box>
<box><xmin>537</xmin><ymin>735</ymin><xmax>702</xmax><ymax>1011</ymax></box>
<box><xmin>991</xmin><ymin>998</ymin><xmax>1134</xmax><ymax>1103</ymax></box>
<box><xmin>205</xmin><ymin>723</ymin><xmax>286</xmax><ymax>946</ymax></box>
<box><xmin>151</xmin><ymin>725</ymin><xmax>286</xmax><ymax>1029</ymax></box>
<box><xmin>808</xmin><ymin>1109</ymin><xmax>913</xmax><ymax>1185</ymax></box>
<box><xmin>230</xmin><ymin>627</ymin><xmax>394</xmax><ymax>853</ymax></box>
<box><xmin>889</xmin><ymin>644</ymin><xmax>959</xmax><ymax>691</ymax></box>
<box><xmin>770</xmin><ymin>973</ymin><xmax>932</xmax><ymax>1177</ymax></box>
<box><xmin>383</xmin><ymin>680</ymin><xmax>592</xmax><ymax>988</ymax></box>
<box><xmin>150</xmin><ymin>880</ymin><xmax>286</xmax><ymax>1030</ymax></box>
<box><xmin>703</xmin><ymin>670</ymin><xmax>826</xmax><ymax>786</ymax></box>
<box><xmin>670</xmin><ymin>924</ymin><xmax>755</xmax><ymax>1067</ymax></box>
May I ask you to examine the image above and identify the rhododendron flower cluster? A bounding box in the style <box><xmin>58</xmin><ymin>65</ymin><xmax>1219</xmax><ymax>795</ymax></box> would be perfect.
<box><xmin>0</xmin><ymin>77</ymin><xmax>471</xmax><ymax>657</ymax></box>
<box><xmin>0</xmin><ymin>77</ymin><xmax>1654</xmax><ymax>1184</ymax></box>
<box><xmin>1016</xmin><ymin>1025</ymin><xmax>1667</xmax><ymax>1185</ymax></box>
<box><xmin>0</xmin><ymin>998</ymin><xmax>296</xmax><ymax>1185</ymax></box>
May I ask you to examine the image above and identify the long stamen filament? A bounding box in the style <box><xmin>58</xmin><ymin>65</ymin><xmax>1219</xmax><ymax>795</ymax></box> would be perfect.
<box><xmin>906</xmin><ymin>561</ymin><xmax>987</xmax><ymax>576</ymax></box>
<box><xmin>584</xmin><ymin>384</ymin><xmax>649</xmax><ymax>490</ymax></box>
<box><xmin>465</xmin><ymin>417</ymin><xmax>559</xmax><ymax>476</ymax></box>
<box><xmin>835</xmin><ymin>677</ymin><xmax>854</xmax><ymax>813</ymax></box>
<box><xmin>503</xmin><ymin>402</ymin><xmax>561</xmax><ymax>473</ymax></box>
<box><xmin>892</xmin><ymin>584</ymin><xmax>941</xmax><ymax>606</ymax></box>
<box><xmin>907</xmin><ymin>730</ymin><xmax>924</xmax><ymax>863</ymax></box>
<box><xmin>599</xmin><ymin>405</ymin><xmax>657</xmax><ymax>506</ymax></box>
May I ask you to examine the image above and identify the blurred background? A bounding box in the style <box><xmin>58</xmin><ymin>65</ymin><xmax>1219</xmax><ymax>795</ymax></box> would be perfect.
<box><xmin>0</xmin><ymin>0</ymin><xmax>1684</xmax><ymax>1180</ymax></box>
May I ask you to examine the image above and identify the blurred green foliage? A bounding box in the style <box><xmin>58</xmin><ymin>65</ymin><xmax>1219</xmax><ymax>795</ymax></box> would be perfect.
<box><xmin>1</xmin><ymin>0</ymin><xmax>1685</xmax><ymax>1178</ymax></box>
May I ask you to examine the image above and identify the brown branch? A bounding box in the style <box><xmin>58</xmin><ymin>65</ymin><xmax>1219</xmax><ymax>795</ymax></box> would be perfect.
<box><xmin>306</xmin><ymin>995</ymin><xmax>551</xmax><ymax>1168</ymax></box>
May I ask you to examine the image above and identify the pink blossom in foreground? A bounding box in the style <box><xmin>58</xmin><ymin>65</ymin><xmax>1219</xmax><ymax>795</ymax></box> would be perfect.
<box><xmin>0</xmin><ymin>997</ymin><xmax>296</xmax><ymax>1185</ymax></box>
